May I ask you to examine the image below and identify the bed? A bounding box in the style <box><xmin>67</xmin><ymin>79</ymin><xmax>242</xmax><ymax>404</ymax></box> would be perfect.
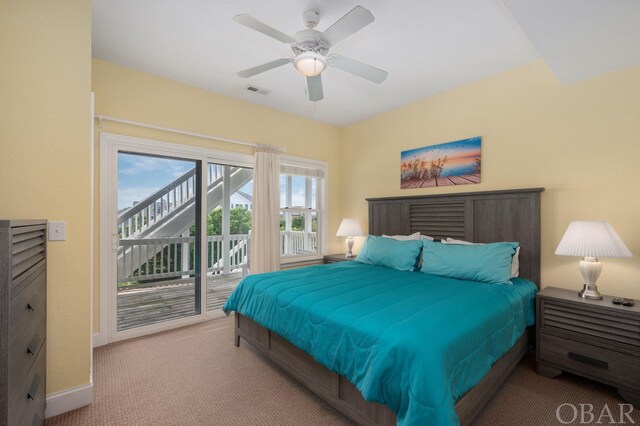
<box><xmin>225</xmin><ymin>188</ymin><xmax>543</xmax><ymax>425</ymax></box>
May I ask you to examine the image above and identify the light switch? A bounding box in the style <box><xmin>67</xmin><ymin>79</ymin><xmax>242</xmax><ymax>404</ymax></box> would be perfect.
<box><xmin>48</xmin><ymin>221</ymin><xmax>66</xmax><ymax>241</ymax></box>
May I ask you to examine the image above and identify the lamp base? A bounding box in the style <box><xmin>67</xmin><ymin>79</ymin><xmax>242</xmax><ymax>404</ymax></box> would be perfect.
<box><xmin>577</xmin><ymin>257</ymin><xmax>603</xmax><ymax>300</ymax></box>
<box><xmin>578</xmin><ymin>284</ymin><xmax>603</xmax><ymax>300</ymax></box>
<box><xmin>345</xmin><ymin>236</ymin><xmax>354</xmax><ymax>258</ymax></box>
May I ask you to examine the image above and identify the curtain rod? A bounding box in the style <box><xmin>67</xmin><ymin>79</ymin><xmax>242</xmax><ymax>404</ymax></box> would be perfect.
<box><xmin>95</xmin><ymin>114</ymin><xmax>272</xmax><ymax>149</ymax></box>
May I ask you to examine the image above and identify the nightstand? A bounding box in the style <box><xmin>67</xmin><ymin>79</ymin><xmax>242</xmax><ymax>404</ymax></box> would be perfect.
<box><xmin>536</xmin><ymin>287</ymin><xmax>640</xmax><ymax>407</ymax></box>
<box><xmin>323</xmin><ymin>254</ymin><xmax>355</xmax><ymax>264</ymax></box>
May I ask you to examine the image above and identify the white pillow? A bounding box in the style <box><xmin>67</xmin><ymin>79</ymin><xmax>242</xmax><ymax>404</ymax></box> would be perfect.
<box><xmin>382</xmin><ymin>232</ymin><xmax>435</xmax><ymax>241</ymax></box>
<box><xmin>442</xmin><ymin>238</ymin><xmax>475</xmax><ymax>245</ymax></box>
<box><xmin>443</xmin><ymin>238</ymin><xmax>520</xmax><ymax>278</ymax></box>
<box><xmin>382</xmin><ymin>232</ymin><xmax>421</xmax><ymax>241</ymax></box>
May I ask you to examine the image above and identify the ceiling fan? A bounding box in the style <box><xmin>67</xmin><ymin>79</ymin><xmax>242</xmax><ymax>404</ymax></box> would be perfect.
<box><xmin>233</xmin><ymin>6</ymin><xmax>388</xmax><ymax>102</ymax></box>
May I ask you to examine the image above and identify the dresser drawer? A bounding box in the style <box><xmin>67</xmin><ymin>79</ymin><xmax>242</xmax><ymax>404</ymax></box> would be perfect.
<box><xmin>8</xmin><ymin>271</ymin><xmax>46</xmax><ymax>410</ymax></box>
<box><xmin>9</xmin><ymin>346</ymin><xmax>46</xmax><ymax>426</ymax></box>
<box><xmin>10</xmin><ymin>224</ymin><xmax>47</xmax><ymax>297</ymax></box>
<box><xmin>539</xmin><ymin>333</ymin><xmax>640</xmax><ymax>390</ymax></box>
<box><xmin>541</xmin><ymin>299</ymin><xmax>640</xmax><ymax>350</ymax></box>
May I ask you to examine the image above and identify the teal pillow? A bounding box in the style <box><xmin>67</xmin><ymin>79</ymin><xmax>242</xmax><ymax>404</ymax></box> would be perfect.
<box><xmin>420</xmin><ymin>240</ymin><xmax>519</xmax><ymax>284</ymax></box>
<box><xmin>356</xmin><ymin>235</ymin><xmax>423</xmax><ymax>272</ymax></box>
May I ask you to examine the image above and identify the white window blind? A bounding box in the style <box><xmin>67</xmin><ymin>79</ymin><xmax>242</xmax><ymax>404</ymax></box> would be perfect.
<box><xmin>280</xmin><ymin>164</ymin><xmax>325</xmax><ymax>178</ymax></box>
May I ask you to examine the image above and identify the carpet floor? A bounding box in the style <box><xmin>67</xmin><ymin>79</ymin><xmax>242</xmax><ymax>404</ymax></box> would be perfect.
<box><xmin>46</xmin><ymin>315</ymin><xmax>639</xmax><ymax>425</ymax></box>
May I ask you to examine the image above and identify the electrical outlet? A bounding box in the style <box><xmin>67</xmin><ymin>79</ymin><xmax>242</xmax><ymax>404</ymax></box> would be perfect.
<box><xmin>48</xmin><ymin>221</ymin><xmax>66</xmax><ymax>241</ymax></box>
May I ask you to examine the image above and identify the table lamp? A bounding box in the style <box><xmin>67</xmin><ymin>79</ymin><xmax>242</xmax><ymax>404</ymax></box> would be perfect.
<box><xmin>336</xmin><ymin>218</ymin><xmax>363</xmax><ymax>258</ymax></box>
<box><xmin>555</xmin><ymin>221</ymin><xmax>632</xmax><ymax>300</ymax></box>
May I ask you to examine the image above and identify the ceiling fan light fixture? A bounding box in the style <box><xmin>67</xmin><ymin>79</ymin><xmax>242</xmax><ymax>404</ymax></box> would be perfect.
<box><xmin>294</xmin><ymin>51</ymin><xmax>327</xmax><ymax>77</ymax></box>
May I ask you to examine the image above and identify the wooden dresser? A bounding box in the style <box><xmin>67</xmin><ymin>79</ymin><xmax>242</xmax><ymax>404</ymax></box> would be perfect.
<box><xmin>0</xmin><ymin>220</ymin><xmax>47</xmax><ymax>426</ymax></box>
<box><xmin>537</xmin><ymin>286</ymin><xmax>640</xmax><ymax>407</ymax></box>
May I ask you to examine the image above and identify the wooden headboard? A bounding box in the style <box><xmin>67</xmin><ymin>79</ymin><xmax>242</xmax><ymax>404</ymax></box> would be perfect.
<box><xmin>366</xmin><ymin>188</ymin><xmax>544</xmax><ymax>286</ymax></box>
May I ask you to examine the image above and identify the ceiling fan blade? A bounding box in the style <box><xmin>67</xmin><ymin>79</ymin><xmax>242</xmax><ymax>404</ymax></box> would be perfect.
<box><xmin>307</xmin><ymin>75</ymin><xmax>324</xmax><ymax>102</ymax></box>
<box><xmin>237</xmin><ymin>58</ymin><xmax>291</xmax><ymax>78</ymax></box>
<box><xmin>322</xmin><ymin>6</ymin><xmax>375</xmax><ymax>46</ymax></box>
<box><xmin>233</xmin><ymin>14</ymin><xmax>296</xmax><ymax>44</ymax></box>
<box><xmin>329</xmin><ymin>55</ymin><xmax>387</xmax><ymax>84</ymax></box>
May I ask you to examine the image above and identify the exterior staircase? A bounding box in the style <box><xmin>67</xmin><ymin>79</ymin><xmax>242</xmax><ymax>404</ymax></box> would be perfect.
<box><xmin>117</xmin><ymin>165</ymin><xmax>253</xmax><ymax>281</ymax></box>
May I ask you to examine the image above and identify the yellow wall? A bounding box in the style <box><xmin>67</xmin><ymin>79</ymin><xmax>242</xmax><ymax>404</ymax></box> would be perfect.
<box><xmin>0</xmin><ymin>0</ymin><xmax>92</xmax><ymax>394</ymax></box>
<box><xmin>5</xmin><ymin>10</ymin><xmax>640</xmax><ymax>398</ymax></box>
<box><xmin>91</xmin><ymin>58</ymin><xmax>343</xmax><ymax>332</ymax></box>
<box><xmin>341</xmin><ymin>61</ymin><xmax>640</xmax><ymax>299</ymax></box>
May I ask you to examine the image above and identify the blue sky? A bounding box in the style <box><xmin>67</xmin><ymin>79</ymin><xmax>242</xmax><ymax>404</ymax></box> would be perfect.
<box><xmin>400</xmin><ymin>137</ymin><xmax>481</xmax><ymax>162</ymax></box>
<box><xmin>280</xmin><ymin>175</ymin><xmax>315</xmax><ymax>208</ymax></box>
<box><xmin>118</xmin><ymin>153</ymin><xmax>308</xmax><ymax>210</ymax></box>
<box><xmin>118</xmin><ymin>153</ymin><xmax>194</xmax><ymax>209</ymax></box>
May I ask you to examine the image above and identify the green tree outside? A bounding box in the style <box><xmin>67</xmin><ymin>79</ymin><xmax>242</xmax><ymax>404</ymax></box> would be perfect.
<box><xmin>280</xmin><ymin>214</ymin><xmax>318</xmax><ymax>232</ymax></box>
<box><xmin>190</xmin><ymin>206</ymin><xmax>252</xmax><ymax>236</ymax></box>
<box><xmin>188</xmin><ymin>206</ymin><xmax>253</xmax><ymax>270</ymax></box>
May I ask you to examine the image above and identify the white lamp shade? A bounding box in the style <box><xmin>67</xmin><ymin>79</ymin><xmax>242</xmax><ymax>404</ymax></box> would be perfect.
<box><xmin>555</xmin><ymin>221</ymin><xmax>632</xmax><ymax>258</ymax></box>
<box><xmin>294</xmin><ymin>52</ymin><xmax>327</xmax><ymax>77</ymax></box>
<box><xmin>336</xmin><ymin>218</ymin><xmax>363</xmax><ymax>237</ymax></box>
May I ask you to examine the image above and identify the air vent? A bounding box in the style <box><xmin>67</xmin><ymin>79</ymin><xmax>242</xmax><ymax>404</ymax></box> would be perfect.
<box><xmin>245</xmin><ymin>84</ymin><xmax>270</xmax><ymax>95</ymax></box>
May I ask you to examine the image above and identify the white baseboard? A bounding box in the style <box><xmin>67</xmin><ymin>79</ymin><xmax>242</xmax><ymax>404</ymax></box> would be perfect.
<box><xmin>45</xmin><ymin>382</ymin><xmax>93</xmax><ymax>418</ymax></box>
<box><xmin>93</xmin><ymin>331</ymin><xmax>107</xmax><ymax>348</ymax></box>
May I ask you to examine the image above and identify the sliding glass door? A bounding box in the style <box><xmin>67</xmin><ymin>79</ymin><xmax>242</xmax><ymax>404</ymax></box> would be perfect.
<box><xmin>102</xmin><ymin>134</ymin><xmax>255</xmax><ymax>343</ymax></box>
<box><xmin>205</xmin><ymin>163</ymin><xmax>253</xmax><ymax>313</ymax></box>
<box><xmin>116</xmin><ymin>152</ymin><xmax>202</xmax><ymax>331</ymax></box>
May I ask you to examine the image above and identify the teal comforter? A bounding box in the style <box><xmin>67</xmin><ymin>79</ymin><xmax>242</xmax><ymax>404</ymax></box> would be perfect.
<box><xmin>224</xmin><ymin>261</ymin><xmax>537</xmax><ymax>425</ymax></box>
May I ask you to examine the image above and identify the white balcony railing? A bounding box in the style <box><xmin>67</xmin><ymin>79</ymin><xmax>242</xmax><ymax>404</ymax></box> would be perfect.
<box><xmin>118</xmin><ymin>164</ymin><xmax>225</xmax><ymax>240</ymax></box>
<box><xmin>118</xmin><ymin>231</ymin><xmax>316</xmax><ymax>284</ymax></box>
<box><xmin>280</xmin><ymin>230</ymin><xmax>318</xmax><ymax>257</ymax></box>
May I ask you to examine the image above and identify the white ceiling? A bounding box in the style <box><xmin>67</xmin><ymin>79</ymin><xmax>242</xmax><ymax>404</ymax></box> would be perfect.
<box><xmin>92</xmin><ymin>1</ymin><xmax>640</xmax><ymax>127</ymax></box>
<box><xmin>503</xmin><ymin>0</ymin><xmax>640</xmax><ymax>84</ymax></box>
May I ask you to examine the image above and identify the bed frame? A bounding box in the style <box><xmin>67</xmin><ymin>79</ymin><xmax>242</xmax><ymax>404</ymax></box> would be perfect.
<box><xmin>235</xmin><ymin>188</ymin><xmax>544</xmax><ymax>425</ymax></box>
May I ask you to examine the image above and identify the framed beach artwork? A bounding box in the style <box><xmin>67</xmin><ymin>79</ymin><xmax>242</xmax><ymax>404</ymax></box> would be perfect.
<box><xmin>400</xmin><ymin>137</ymin><xmax>482</xmax><ymax>189</ymax></box>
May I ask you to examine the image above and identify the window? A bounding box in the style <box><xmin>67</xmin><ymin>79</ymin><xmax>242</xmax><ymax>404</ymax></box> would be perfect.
<box><xmin>279</xmin><ymin>159</ymin><xmax>326</xmax><ymax>260</ymax></box>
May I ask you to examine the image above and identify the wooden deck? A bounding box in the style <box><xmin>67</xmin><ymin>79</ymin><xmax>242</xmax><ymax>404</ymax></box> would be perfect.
<box><xmin>401</xmin><ymin>173</ymin><xmax>480</xmax><ymax>189</ymax></box>
<box><xmin>117</xmin><ymin>273</ymin><xmax>242</xmax><ymax>331</ymax></box>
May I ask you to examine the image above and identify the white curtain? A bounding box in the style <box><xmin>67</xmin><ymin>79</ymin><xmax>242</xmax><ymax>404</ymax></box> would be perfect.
<box><xmin>250</xmin><ymin>144</ymin><xmax>281</xmax><ymax>273</ymax></box>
